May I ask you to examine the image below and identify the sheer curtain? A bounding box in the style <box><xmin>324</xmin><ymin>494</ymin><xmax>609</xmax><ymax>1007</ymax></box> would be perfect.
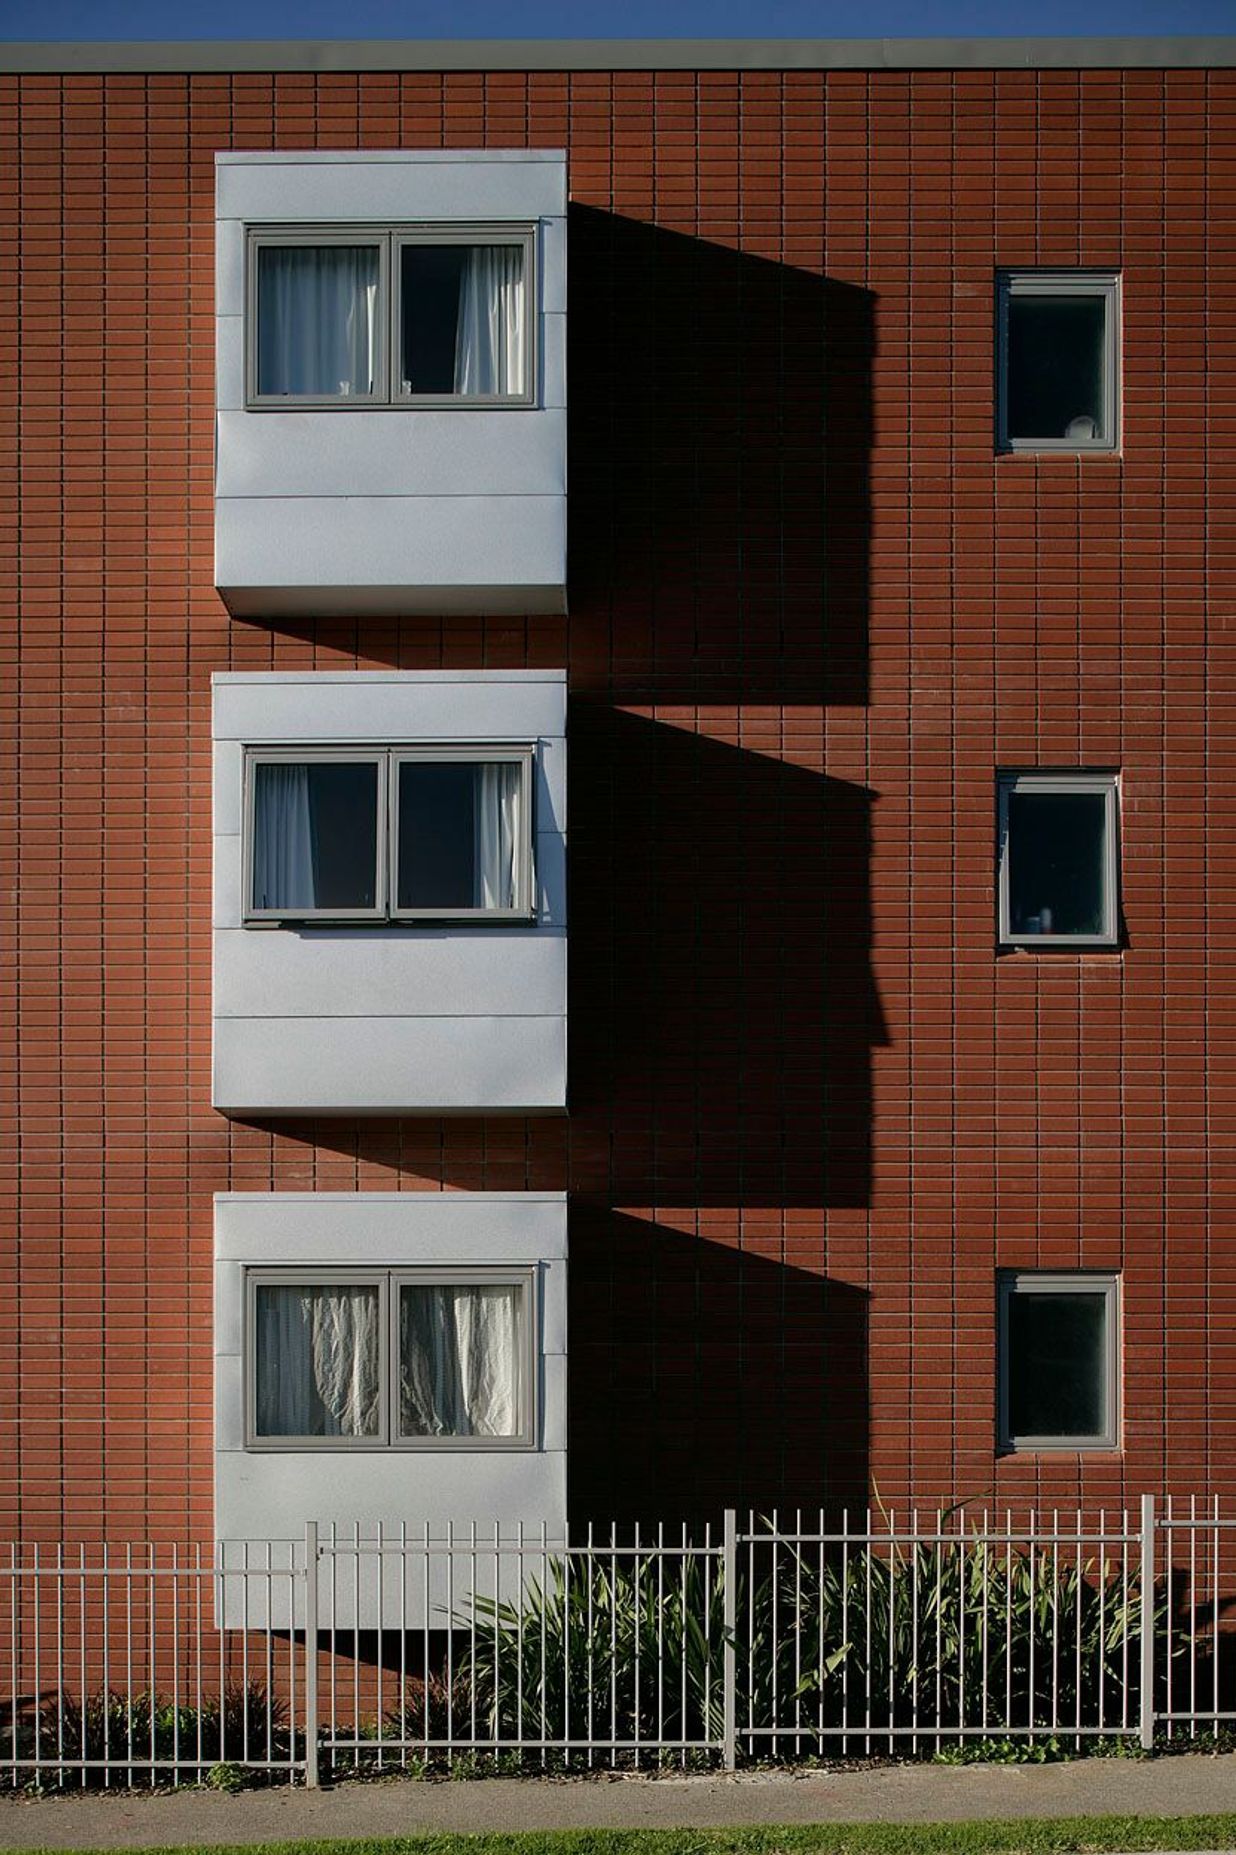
<box><xmin>252</xmin><ymin>763</ymin><xmax>315</xmax><ymax>910</ymax></box>
<box><xmin>474</xmin><ymin>763</ymin><xmax>520</xmax><ymax>910</ymax></box>
<box><xmin>454</xmin><ymin>247</ymin><xmax>525</xmax><ymax>396</ymax></box>
<box><xmin>258</xmin><ymin>246</ymin><xmax>379</xmax><ymax>397</ymax></box>
<box><xmin>255</xmin><ymin>1285</ymin><xmax>381</xmax><ymax>1438</ymax></box>
<box><xmin>400</xmin><ymin>1285</ymin><xmax>520</xmax><ymax>1437</ymax></box>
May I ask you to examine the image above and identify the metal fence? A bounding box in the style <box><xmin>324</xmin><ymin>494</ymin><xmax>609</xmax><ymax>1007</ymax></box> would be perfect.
<box><xmin>3</xmin><ymin>1497</ymin><xmax>1235</xmax><ymax>1787</ymax></box>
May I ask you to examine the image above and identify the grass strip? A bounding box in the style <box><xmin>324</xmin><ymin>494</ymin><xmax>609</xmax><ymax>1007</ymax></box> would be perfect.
<box><xmin>22</xmin><ymin>1817</ymin><xmax>1236</xmax><ymax>1855</ymax></box>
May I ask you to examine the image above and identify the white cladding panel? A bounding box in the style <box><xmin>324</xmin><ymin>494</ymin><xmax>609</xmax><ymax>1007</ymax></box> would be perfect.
<box><xmin>216</xmin><ymin>407</ymin><xmax>567</xmax><ymax>498</ymax></box>
<box><xmin>214</xmin><ymin>150</ymin><xmax>567</xmax><ymax>617</ymax></box>
<box><xmin>214</xmin><ymin>1191</ymin><xmax>568</xmax><ymax>1626</ymax></box>
<box><xmin>212</xmin><ymin>1013</ymin><xmax>567</xmax><ymax>1115</ymax></box>
<box><xmin>211</xmin><ymin>671</ymin><xmax>567</xmax><ymax>1115</ymax></box>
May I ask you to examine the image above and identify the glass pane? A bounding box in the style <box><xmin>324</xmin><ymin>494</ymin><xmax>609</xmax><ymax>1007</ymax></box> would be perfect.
<box><xmin>1007</xmin><ymin>789</ymin><xmax>1109</xmax><ymax>937</ymax></box>
<box><xmin>256</xmin><ymin>244</ymin><xmax>380</xmax><ymax>398</ymax></box>
<box><xmin>1007</xmin><ymin>293</ymin><xmax>1107</xmax><ymax>441</ymax></box>
<box><xmin>400</xmin><ymin>244</ymin><xmax>525</xmax><ymax>395</ymax></box>
<box><xmin>399</xmin><ymin>1283</ymin><xmax>522</xmax><ymax>1438</ymax></box>
<box><xmin>254</xmin><ymin>1284</ymin><xmax>381</xmax><ymax>1438</ymax></box>
<box><xmin>1008</xmin><ymin>1290</ymin><xmax>1108</xmax><ymax>1440</ymax></box>
<box><xmin>252</xmin><ymin>761</ymin><xmax>379</xmax><ymax>912</ymax></box>
<box><xmin>397</xmin><ymin>760</ymin><xmax>521</xmax><ymax>911</ymax></box>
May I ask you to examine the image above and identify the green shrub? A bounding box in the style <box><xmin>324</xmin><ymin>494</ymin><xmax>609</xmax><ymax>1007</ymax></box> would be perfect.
<box><xmin>458</xmin><ymin>1520</ymin><xmax>1157</xmax><ymax>1759</ymax></box>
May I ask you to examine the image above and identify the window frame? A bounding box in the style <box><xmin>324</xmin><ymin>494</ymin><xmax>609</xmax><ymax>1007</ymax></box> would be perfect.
<box><xmin>390</xmin><ymin>744</ymin><xmax>535</xmax><ymax>923</ymax></box>
<box><xmin>241</xmin><ymin>743</ymin><xmax>536</xmax><ymax>926</ymax></box>
<box><xmin>392</xmin><ymin>225</ymin><xmax>537</xmax><ymax>409</ymax></box>
<box><xmin>246</xmin><ymin>1268</ymin><xmax>390</xmax><ymax>1450</ymax></box>
<box><xmin>996</xmin><ymin>770</ymin><xmax>1120</xmax><ymax>951</ymax></box>
<box><xmin>243</xmin><ymin>746</ymin><xmax>389</xmax><ymax>925</ymax></box>
<box><xmin>244</xmin><ymin>1265</ymin><xmax>539</xmax><ymax>1453</ymax></box>
<box><xmin>997</xmin><ymin>1271</ymin><xmax>1121</xmax><ymax>1454</ymax></box>
<box><xmin>996</xmin><ymin>271</ymin><xmax>1121</xmax><ymax>455</ymax></box>
<box><xmin>245</xmin><ymin>223</ymin><xmax>537</xmax><ymax>411</ymax></box>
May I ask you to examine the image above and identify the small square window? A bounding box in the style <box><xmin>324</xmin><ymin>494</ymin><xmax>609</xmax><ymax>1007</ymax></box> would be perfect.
<box><xmin>246</xmin><ymin>1268</ymin><xmax>535</xmax><ymax>1451</ymax></box>
<box><xmin>998</xmin><ymin>1273</ymin><xmax>1119</xmax><ymax>1452</ymax></box>
<box><xmin>243</xmin><ymin>746</ymin><xmax>533</xmax><ymax>924</ymax></box>
<box><xmin>997</xmin><ymin>772</ymin><xmax>1119</xmax><ymax>949</ymax></box>
<box><xmin>997</xmin><ymin>273</ymin><xmax>1120</xmax><ymax>453</ymax></box>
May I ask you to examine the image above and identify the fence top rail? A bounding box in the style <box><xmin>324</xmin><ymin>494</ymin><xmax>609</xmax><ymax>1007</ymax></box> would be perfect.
<box><xmin>316</xmin><ymin>1540</ymin><xmax>724</xmax><ymax>1560</ymax></box>
<box><xmin>736</xmin><ymin>1527</ymin><xmax>1143</xmax><ymax>1547</ymax></box>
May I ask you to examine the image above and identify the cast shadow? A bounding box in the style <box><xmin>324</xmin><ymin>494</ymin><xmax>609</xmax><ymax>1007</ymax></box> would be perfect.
<box><xmin>568</xmin><ymin>706</ymin><xmax>886</xmax><ymax>1210</ymax></box>
<box><xmin>568</xmin><ymin>1209</ymin><xmax>868</xmax><ymax>1525</ymax></box>
<box><xmin>567</xmin><ymin>203</ymin><xmax>873</xmax><ymax>708</ymax></box>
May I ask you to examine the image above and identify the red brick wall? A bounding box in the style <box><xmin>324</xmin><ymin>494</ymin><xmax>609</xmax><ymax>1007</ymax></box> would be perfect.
<box><xmin>1</xmin><ymin>65</ymin><xmax>1233</xmax><ymax>1540</ymax></box>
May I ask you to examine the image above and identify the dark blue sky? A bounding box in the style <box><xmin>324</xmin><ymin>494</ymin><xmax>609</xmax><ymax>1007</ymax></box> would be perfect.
<box><xmin>1</xmin><ymin>0</ymin><xmax>1233</xmax><ymax>39</ymax></box>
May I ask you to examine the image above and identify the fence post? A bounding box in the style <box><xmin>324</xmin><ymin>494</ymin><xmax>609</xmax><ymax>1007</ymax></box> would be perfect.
<box><xmin>722</xmin><ymin>1509</ymin><xmax>737</xmax><ymax>1771</ymax></box>
<box><xmin>1139</xmin><ymin>1494</ymin><xmax>1155</xmax><ymax>1751</ymax></box>
<box><xmin>304</xmin><ymin>1521</ymin><xmax>319</xmax><ymax>1788</ymax></box>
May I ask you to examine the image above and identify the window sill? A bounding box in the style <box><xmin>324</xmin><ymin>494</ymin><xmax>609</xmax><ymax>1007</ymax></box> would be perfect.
<box><xmin>242</xmin><ymin>913</ymin><xmax>538</xmax><ymax>929</ymax></box>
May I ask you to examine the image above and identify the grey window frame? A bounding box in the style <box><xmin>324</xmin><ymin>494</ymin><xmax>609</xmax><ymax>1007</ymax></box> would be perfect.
<box><xmin>246</xmin><ymin>228</ymin><xmax>390</xmax><ymax>409</ymax></box>
<box><xmin>242</xmin><ymin>743</ymin><xmax>535</xmax><ymax>926</ymax></box>
<box><xmin>245</xmin><ymin>223</ymin><xmax>537</xmax><ymax>411</ymax></box>
<box><xmin>246</xmin><ymin>1269</ymin><xmax>390</xmax><ymax>1451</ymax></box>
<box><xmin>390</xmin><ymin>744</ymin><xmax>535</xmax><ymax>923</ymax></box>
<box><xmin>243</xmin><ymin>747</ymin><xmax>388</xmax><ymax>924</ymax></box>
<box><xmin>244</xmin><ymin>1265</ymin><xmax>538</xmax><ymax>1453</ymax></box>
<box><xmin>392</xmin><ymin>225</ymin><xmax>537</xmax><ymax>409</ymax></box>
<box><xmin>391</xmin><ymin>1267</ymin><xmax>537</xmax><ymax>1452</ymax></box>
<box><xmin>997</xmin><ymin>770</ymin><xmax>1120</xmax><ymax>950</ymax></box>
<box><xmin>997</xmin><ymin>1270</ymin><xmax>1121</xmax><ymax>1453</ymax></box>
<box><xmin>996</xmin><ymin>271</ymin><xmax>1121</xmax><ymax>455</ymax></box>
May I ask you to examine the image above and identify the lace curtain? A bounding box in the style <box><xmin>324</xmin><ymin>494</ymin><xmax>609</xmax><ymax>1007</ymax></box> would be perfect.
<box><xmin>255</xmin><ymin>1285</ymin><xmax>382</xmax><ymax>1438</ymax></box>
<box><xmin>400</xmin><ymin>1284</ymin><xmax>521</xmax><ymax>1437</ymax></box>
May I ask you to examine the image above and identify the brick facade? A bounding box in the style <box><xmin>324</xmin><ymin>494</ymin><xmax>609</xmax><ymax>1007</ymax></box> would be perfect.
<box><xmin>2</xmin><ymin>59</ymin><xmax>1234</xmax><ymax>1540</ymax></box>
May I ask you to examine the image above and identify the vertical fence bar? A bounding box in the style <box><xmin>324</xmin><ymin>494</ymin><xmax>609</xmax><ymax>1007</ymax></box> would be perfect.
<box><xmin>1140</xmin><ymin>1493</ymin><xmax>1156</xmax><ymax>1751</ymax></box>
<box><xmin>303</xmin><ymin>1522</ymin><xmax>319</xmax><ymax>1788</ymax></box>
<box><xmin>722</xmin><ymin>1509</ymin><xmax>736</xmax><ymax>1771</ymax></box>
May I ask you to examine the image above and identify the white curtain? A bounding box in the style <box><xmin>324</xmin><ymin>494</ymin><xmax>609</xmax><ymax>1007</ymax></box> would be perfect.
<box><xmin>256</xmin><ymin>1286</ymin><xmax>381</xmax><ymax>1438</ymax></box>
<box><xmin>475</xmin><ymin>763</ymin><xmax>520</xmax><ymax>909</ymax></box>
<box><xmin>454</xmin><ymin>246</ymin><xmax>525</xmax><ymax>396</ymax></box>
<box><xmin>258</xmin><ymin>246</ymin><xmax>379</xmax><ymax>397</ymax></box>
<box><xmin>400</xmin><ymin>1285</ymin><xmax>520</xmax><ymax>1438</ymax></box>
<box><xmin>252</xmin><ymin>763</ymin><xmax>315</xmax><ymax>910</ymax></box>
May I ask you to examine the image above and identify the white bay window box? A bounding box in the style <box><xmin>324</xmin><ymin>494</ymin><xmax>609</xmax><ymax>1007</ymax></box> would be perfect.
<box><xmin>214</xmin><ymin>1191</ymin><xmax>567</xmax><ymax>1628</ymax></box>
<box><xmin>215</xmin><ymin>152</ymin><xmax>566</xmax><ymax>617</ymax></box>
<box><xmin>212</xmin><ymin>670</ymin><xmax>566</xmax><ymax>1115</ymax></box>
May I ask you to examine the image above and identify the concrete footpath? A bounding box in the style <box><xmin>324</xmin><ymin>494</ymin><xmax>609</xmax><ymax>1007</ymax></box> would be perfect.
<box><xmin>0</xmin><ymin>1755</ymin><xmax>1235</xmax><ymax>1849</ymax></box>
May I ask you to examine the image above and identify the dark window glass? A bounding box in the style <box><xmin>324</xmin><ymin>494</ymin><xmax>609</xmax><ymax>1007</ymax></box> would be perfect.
<box><xmin>397</xmin><ymin>760</ymin><xmax>521</xmax><ymax>911</ymax></box>
<box><xmin>252</xmin><ymin>761</ymin><xmax>379</xmax><ymax>912</ymax></box>
<box><xmin>1006</xmin><ymin>789</ymin><xmax>1109</xmax><ymax>938</ymax></box>
<box><xmin>1006</xmin><ymin>294</ymin><xmax>1107</xmax><ymax>442</ymax></box>
<box><xmin>397</xmin><ymin>762</ymin><xmax>477</xmax><ymax>909</ymax></box>
<box><xmin>1008</xmin><ymin>1290</ymin><xmax>1108</xmax><ymax>1441</ymax></box>
<box><xmin>399</xmin><ymin>246</ymin><xmax>467</xmax><ymax>394</ymax></box>
<box><xmin>399</xmin><ymin>244</ymin><xmax>525</xmax><ymax>396</ymax></box>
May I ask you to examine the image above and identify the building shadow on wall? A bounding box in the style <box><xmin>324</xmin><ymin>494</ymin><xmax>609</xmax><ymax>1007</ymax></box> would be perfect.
<box><xmin>568</xmin><ymin>1208</ymin><xmax>868</xmax><ymax>1525</ymax></box>
<box><xmin>567</xmin><ymin>205</ymin><xmax>872</xmax><ymax>708</ymax></box>
<box><xmin>569</xmin><ymin>707</ymin><xmax>886</xmax><ymax>1209</ymax></box>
